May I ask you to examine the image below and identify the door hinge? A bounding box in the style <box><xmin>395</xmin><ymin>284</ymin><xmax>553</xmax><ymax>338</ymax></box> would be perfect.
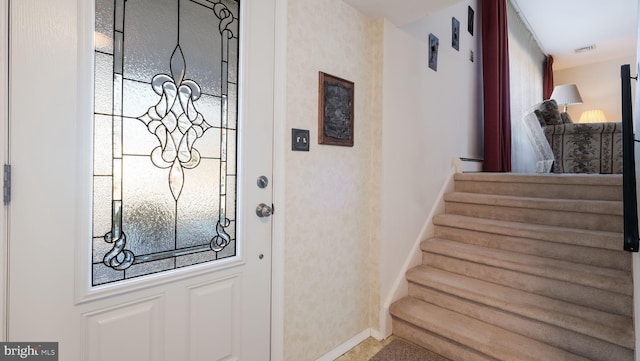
<box><xmin>3</xmin><ymin>164</ymin><xmax>11</xmax><ymax>205</ymax></box>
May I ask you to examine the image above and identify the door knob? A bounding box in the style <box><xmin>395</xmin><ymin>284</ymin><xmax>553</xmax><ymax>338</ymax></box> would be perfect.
<box><xmin>256</xmin><ymin>203</ymin><xmax>273</xmax><ymax>218</ymax></box>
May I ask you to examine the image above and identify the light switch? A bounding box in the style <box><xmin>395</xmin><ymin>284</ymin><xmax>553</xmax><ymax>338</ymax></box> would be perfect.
<box><xmin>292</xmin><ymin>129</ymin><xmax>310</xmax><ymax>151</ymax></box>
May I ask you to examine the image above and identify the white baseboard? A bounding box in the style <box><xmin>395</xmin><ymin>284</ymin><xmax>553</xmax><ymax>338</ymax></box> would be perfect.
<box><xmin>315</xmin><ymin>328</ymin><xmax>383</xmax><ymax>361</ymax></box>
<box><xmin>370</xmin><ymin>328</ymin><xmax>385</xmax><ymax>341</ymax></box>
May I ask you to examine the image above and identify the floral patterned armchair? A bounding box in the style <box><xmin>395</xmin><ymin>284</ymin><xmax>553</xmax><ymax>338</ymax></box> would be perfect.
<box><xmin>525</xmin><ymin>100</ymin><xmax>622</xmax><ymax>174</ymax></box>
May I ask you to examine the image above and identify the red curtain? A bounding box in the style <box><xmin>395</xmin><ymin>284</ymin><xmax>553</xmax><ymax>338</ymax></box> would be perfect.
<box><xmin>543</xmin><ymin>55</ymin><xmax>554</xmax><ymax>99</ymax></box>
<box><xmin>481</xmin><ymin>0</ymin><xmax>511</xmax><ymax>172</ymax></box>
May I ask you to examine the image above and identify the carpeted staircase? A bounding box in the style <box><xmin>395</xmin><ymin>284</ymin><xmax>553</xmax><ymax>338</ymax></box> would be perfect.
<box><xmin>390</xmin><ymin>172</ymin><xmax>634</xmax><ymax>361</ymax></box>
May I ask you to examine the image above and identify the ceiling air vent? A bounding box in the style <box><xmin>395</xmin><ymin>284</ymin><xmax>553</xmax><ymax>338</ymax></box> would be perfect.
<box><xmin>574</xmin><ymin>45</ymin><xmax>596</xmax><ymax>53</ymax></box>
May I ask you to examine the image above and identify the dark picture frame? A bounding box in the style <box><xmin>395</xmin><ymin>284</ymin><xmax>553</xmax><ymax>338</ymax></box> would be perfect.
<box><xmin>468</xmin><ymin>6</ymin><xmax>475</xmax><ymax>35</ymax></box>
<box><xmin>318</xmin><ymin>72</ymin><xmax>354</xmax><ymax>147</ymax></box>
<box><xmin>428</xmin><ymin>33</ymin><xmax>439</xmax><ymax>71</ymax></box>
<box><xmin>452</xmin><ymin>17</ymin><xmax>460</xmax><ymax>51</ymax></box>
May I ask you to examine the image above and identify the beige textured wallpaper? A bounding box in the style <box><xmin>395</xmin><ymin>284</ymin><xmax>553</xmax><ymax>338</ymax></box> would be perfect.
<box><xmin>284</xmin><ymin>0</ymin><xmax>382</xmax><ymax>360</ymax></box>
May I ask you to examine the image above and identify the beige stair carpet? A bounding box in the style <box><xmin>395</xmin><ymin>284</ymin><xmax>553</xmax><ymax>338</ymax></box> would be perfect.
<box><xmin>389</xmin><ymin>173</ymin><xmax>633</xmax><ymax>361</ymax></box>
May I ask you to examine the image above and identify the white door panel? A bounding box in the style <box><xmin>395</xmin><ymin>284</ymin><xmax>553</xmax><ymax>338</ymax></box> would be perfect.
<box><xmin>82</xmin><ymin>295</ymin><xmax>165</xmax><ymax>361</ymax></box>
<box><xmin>7</xmin><ymin>0</ymin><xmax>274</xmax><ymax>359</ymax></box>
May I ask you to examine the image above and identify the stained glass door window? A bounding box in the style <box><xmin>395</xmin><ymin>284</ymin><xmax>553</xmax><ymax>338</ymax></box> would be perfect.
<box><xmin>92</xmin><ymin>0</ymin><xmax>240</xmax><ymax>286</ymax></box>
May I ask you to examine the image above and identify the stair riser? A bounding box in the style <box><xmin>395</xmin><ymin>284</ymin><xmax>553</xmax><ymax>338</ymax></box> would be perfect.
<box><xmin>423</xmin><ymin>253</ymin><xmax>632</xmax><ymax>316</ymax></box>
<box><xmin>392</xmin><ymin>319</ymin><xmax>496</xmax><ymax>361</ymax></box>
<box><xmin>455</xmin><ymin>180</ymin><xmax>622</xmax><ymax>201</ymax></box>
<box><xmin>433</xmin><ymin>214</ymin><xmax>623</xmax><ymax>250</ymax></box>
<box><xmin>433</xmin><ymin>225</ymin><xmax>630</xmax><ymax>271</ymax></box>
<box><xmin>391</xmin><ymin>299</ymin><xmax>592</xmax><ymax>361</ymax></box>
<box><xmin>408</xmin><ymin>267</ymin><xmax>633</xmax><ymax>337</ymax></box>
<box><xmin>422</xmin><ymin>241</ymin><xmax>632</xmax><ymax>295</ymax></box>
<box><xmin>392</xmin><ymin>317</ymin><xmax>499</xmax><ymax>361</ymax></box>
<box><xmin>445</xmin><ymin>202</ymin><xmax>622</xmax><ymax>232</ymax></box>
<box><xmin>409</xmin><ymin>283</ymin><xmax>634</xmax><ymax>358</ymax></box>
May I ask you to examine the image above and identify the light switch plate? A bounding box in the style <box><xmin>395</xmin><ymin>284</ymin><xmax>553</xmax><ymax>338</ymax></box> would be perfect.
<box><xmin>292</xmin><ymin>129</ymin><xmax>310</xmax><ymax>151</ymax></box>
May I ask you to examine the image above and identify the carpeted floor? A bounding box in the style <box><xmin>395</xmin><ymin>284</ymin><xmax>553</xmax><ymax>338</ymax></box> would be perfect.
<box><xmin>369</xmin><ymin>339</ymin><xmax>451</xmax><ymax>361</ymax></box>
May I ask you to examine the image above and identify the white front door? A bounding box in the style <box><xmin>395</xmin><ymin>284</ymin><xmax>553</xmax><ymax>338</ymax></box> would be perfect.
<box><xmin>7</xmin><ymin>0</ymin><xmax>275</xmax><ymax>360</ymax></box>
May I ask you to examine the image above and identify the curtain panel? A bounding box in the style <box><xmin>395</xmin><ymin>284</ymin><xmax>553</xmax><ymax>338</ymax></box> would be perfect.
<box><xmin>507</xmin><ymin>0</ymin><xmax>546</xmax><ymax>173</ymax></box>
<box><xmin>482</xmin><ymin>0</ymin><xmax>512</xmax><ymax>172</ymax></box>
<box><xmin>543</xmin><ymin>55</ymin><xmax>554</xmax><ymax>99</ymax></box>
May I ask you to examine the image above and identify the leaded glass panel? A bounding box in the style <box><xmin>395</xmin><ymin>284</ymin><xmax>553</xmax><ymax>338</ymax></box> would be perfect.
<box><xmin>92</xmin><ymin>0</ymin><xmax>240</xmax><ymax>286</ymax></box>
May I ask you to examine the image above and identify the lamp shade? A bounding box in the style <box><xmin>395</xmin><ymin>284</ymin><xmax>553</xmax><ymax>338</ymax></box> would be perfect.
<box><xmin>579</xmin><ymin>109</ymin><xmax>607</xmax><ymax>123</ymax></box>
<box><xmin>550</xmin><ymin>84</ymin><xmax>583</xmax><ymax>108</ymax></box>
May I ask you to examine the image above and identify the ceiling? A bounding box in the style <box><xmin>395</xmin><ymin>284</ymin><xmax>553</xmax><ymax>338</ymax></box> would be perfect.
<box><xmin>511</xmin><ymin>0</ymin><xmax>638</xmax><ymax>70</ymax></box>
<box><xmin>342</xmin><ymin>0</ymin><xmax>638</xmax><ymax>70</ymax></box>
<box><xmin>341</xmin><ymin>0</ymin><xmax>459</xmax><ymax>26</ymax></box>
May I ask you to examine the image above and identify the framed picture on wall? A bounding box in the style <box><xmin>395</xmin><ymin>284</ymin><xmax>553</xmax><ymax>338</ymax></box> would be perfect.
<box><xmin>318</xmin><ymin>71</ymin><xmax>355</xmax><ymax>147</ymax></box>
<box><xmin>429</xmin><ymin>33</ymin><xmax>439</xmax><ymax>71</ymax></box>
<box><xmin>452</xmin><ymin>17</ymin><xmax>460</xmax><ymax>50</ymax></box>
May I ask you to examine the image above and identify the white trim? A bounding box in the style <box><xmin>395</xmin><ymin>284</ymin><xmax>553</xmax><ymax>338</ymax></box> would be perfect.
<box><xmin>0</xmin><ymin>0</ymin><xmax>7</xmax><ymax>342</ymax></box>
<box><xmin>378</xmin><ymin>162</ymin><xmax>458</xmax><ymax>337</ymax></box>
<box><xmin>270</xmin><ymin>0</ymin><xmax>287</xmax><ymax>359</ymax></box>
<box><xmin>370</xmin><ymin>328</ymin><xmax>385</xmax><ymax>341</ymax></box>
<box><xmin>74</xmin><ymin>0</ymin><xmax>95</xmax><ymax>305</ymax></box>
<box><xmin>314</xmin><ymin>328</ymin><xmax>376</xmax><ymax>361</ymax></box>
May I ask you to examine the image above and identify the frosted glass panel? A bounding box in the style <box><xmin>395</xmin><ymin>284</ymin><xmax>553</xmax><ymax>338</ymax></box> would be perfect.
<box><xmin>95</xmin><ymin>0</ymin><xmax>114</xmax><ymax>54</ymax></box>
<box><xmin>94</xmin><ymin>115</ymin><xmax>113</xmax><ymax>175</ymax></box>
<box><xmin>122</xmin><ymin>0</ymin><xmax>177</xmax><ymax>83</ymax></box>
<box><xmin>122</xmin><ymin>117</ymin><xmax>159</xmax><ymax>156</ymax></box>
<box><xmin>93</xmin><ymin>176</ymin><xmax>112</xmax><ymax>237</ymax></box>
<box><xmin>94</xmin><ymin>53</ymin><xmax>113</xmax><ymax>115</ymax></box>
<box><xmin>228</xmin><ymin>83</ymin><xmax>238</xmax><ymax>129</ymax></box>
<box><xmin>195</xmin><ymin>94</ymin><xmax>222</xmax><ymax>128</ymax></box>
<box><xmin>93</xmin><ymin>0</ymin><xmax>240</xmax><ymax>286</ymax></box>
<box><xmin>122</xmin><ymin>156</ymin><xmax>176</xmax><ymax>255</ymax></box>
<box><xmin>177</xmin><ymin>158</ymin><xmax>220</xmax><ymax>249</ymax></box>
<box><xmin>180</xmin><ymin>1</ymin><xmax>223</xmax><ymax>96</ymax></box>
<box><xmin>122</xmin><ymin>79</ymin><xmax>157</xmax><ymax>118</ymax></box>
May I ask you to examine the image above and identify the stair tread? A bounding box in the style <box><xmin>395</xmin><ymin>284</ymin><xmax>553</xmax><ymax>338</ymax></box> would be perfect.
<box><xmin>406</xmin><ymin>266</ymin><xmax>634</xmax><ymax>348</ymax></box>
<box><xmin>421</xmin><ymin>238</ymin><xmax>632</xmax><ymax>295</ymax></box>
<box><xmin>391</xmin><ymin>297</ymin><xmax>592</xmax><ymax>361</ymax></box>
<box><xmin>425</xmin><ymin>250</ymin><xmax>632</xmax><ymax>316</ymax></box>
<box><xmin>444</xmin><ymin>192</ymin><xmax>622</xmax><ymax>215</ymax></box>
<box><xmin>433</xmin><ymin>218</ymin><xmax>630</xmax><ymax>272</ymax></box>
<box><xmin>454</xmin><ymin>174</ymin><xmax>623</xmax><ymax>201</ymax></box>
<box><xmin>454</xmin><ymin>172</ymin><xmax>622</xmax><ymax>186</ymax></box>
<box><xmin>407</xmin><ymin>285</ymin><xmax>634</xmax><ymax>360</ymax></box>
<box><xmin>433</xmin><ymin>214</ymin><xmax>622</xmax><ymax>250</ymax></box>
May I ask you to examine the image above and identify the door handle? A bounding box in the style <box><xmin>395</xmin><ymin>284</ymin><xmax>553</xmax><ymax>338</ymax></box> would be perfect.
<box><xmin>256</xmin><ymin>203</ymin><xmax>273</xmax><ymax>218</ymax></box>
